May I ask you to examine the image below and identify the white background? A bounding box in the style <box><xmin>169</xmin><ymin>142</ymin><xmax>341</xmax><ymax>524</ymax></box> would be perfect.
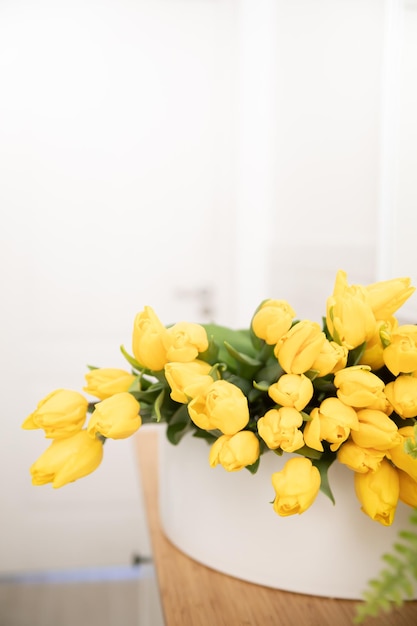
<box><xmin>1</xmin><ymin>0</ymin><xmax>416</xmax><ymax>574</ymax></box>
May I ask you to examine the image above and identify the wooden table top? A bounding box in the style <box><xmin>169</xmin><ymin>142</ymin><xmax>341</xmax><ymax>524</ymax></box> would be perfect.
<box><xmin>135</xmin><ymin>429</ymin><xmax>417</xmax><ymax>626</ymax></box>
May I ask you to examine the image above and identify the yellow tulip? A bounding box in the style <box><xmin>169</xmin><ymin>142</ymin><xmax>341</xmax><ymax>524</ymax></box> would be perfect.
<box><xmin>132</xmin><ymin>306</ymin><xmax>169</xmax><ymax>371</ymax></box>
<box><xmin>326</xmin><ymin>270</ymin><xmax>377</xmax><ymax>350</ymax></box>
<box><xmin>303</xmin><ymin>397</ymin><xmax>359</xmax><ymax>452</ymax></box>
<box><xmin>209</xmin><ymin>431</ymin><xmax>260</xmax><ymax>471</ymax></box>
<box><xmin>251</xmin><ymin>299</ymin><xmax>295</xmax><ymax>345</ymax></box>
<box><xmin>351</xmin><ymin>409</ymin><xmax>400</xmax><ymax>451</ymax></box>
<box><xmin>188</xmin><ymin>380</ymin><xmax>249</xmax><ymax>436</ymax></box>
<box><xmin>354</xmin><ymin>459</ymin><xmax>399</xmax><ymax>526</ymax></box>
<box><xmin>30</xmin><ymin>430</ymin><xmax>104</xmax><ymax>488</ymax></box>
<box><xmin>383</xmin><ymin>324</ymin><xmax>417</xmax><ymax>376</ymax></box>
<box><xmin>164</xmin><ymin>322</ymin><xmax>208</xmax><ymax>362</ymax></box>
<box><xmin>337</xmin><ymin>440</ymin><xmax>385</xmax><ymax>473</ymax></box>
<box><xmin>83</xmin><ymin>368</ymin><xmax>137</xmax><ymax>400</ymax></box>
<box><xmin>384</xmin><ymin>375</ymin><xmax>417</xmax><ymax>419</ymax></box>
<box><xmin>268</xmin><ymin>373</ymin><xmax>314</xmax><ymax>411</ymax></box>
<box><xmin>87</xmin><ymin>392</ymin><xmax>141</xmax><ymax>439</ymax></box>
<box><xmin>257</xmin><ymin>407</ymin><xmax>304</xmax><ymax>452</ymax></box>
<box><xmin>164</xmin><ymin>360</ymin><xmax>213</xmax><ymax>403</ymax></box>
<box><xmin>271</xmin><ymin>457</ymin><xmax>321</xmax><ymax>517</ymax></box>
<box><xmin>333</xmin><ymin>366</ymin><xmax>386</xmax><ymax>409</ymax></box>
<box><xmin>274</xmin><ymin>320</ymin><xmax>326</xmax><ymax>374</ymax></box>
<box><xmin>22</xmin><ymin>389</ymin><xmax>88</xmax><ymax>439</ymax></box>
<box><xmin>387</xmin><ymin>427</ymin><xmax>417</xmax><ymax>481</ymax></box>
<box><xmin>310</xmin><ymin>340</ymin><xmax>348</xmax><ymax>377</ymax></box>
<box><xmin>398</xmin><ymin>469</ymin><xmax>417</xmax><ymax>507</ymax></box>
<box><xmin>365</xmin><ymin>276</ymin><xmax>415</xmax><ymax>320</ymax></box>
<box><xmin>359</xmin><ymin>319</ymin><xmax>398</xmax><ymax>371</ymax></box>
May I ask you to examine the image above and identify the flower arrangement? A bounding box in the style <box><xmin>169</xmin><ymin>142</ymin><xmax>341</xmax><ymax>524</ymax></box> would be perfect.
<box><xmin>22</xmin><ymin>269</ymin><xmax>417</xmax><ymax>618</ymax></box>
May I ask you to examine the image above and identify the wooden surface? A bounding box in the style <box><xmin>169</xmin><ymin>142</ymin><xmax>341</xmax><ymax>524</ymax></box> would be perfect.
<box><xmin>136</xmin><ymin>429</ymin><xmax>417</xmax><ymax>626</ymax></box>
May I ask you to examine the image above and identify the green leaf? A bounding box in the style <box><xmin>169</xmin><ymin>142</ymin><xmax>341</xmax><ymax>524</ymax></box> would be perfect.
<box><xmin>245</xmin><ymin>457</ymin><xmax>260</xmax><ymax>474</ymax></box>
<box><xmin>120</xmin><ymin>345</ymin><xmax>143</xmax><ymax>371</ymax></box>
<box><xmin>153</xmin><ymin>389</ymin><xmax>165</xmax><ymax>422</ymax></box>
<box><xmin>223</xmin><ymin>341</ymin><xmax>262</xmax><ymax>368</ymax></box>
<box><xmin>166</xmin><ymin>405</ymin><xmax>190</xmax><ymax>444</ymax></box>
<box><xmin>347</xmin><ymin>342</ymin><xmax>367</xmax><ymax>367</ymax></box>
<box><xmin>312</xmin><ymin>455</ymin><xmax>336</xmax><ymax>504</ymax></box>
<box><xmin>294</xmin><ymin>445</ymin><xmax>322</xmax><ymax>460</ymax></box>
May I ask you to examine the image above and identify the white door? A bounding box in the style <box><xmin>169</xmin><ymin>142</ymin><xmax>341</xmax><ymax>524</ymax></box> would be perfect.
<box><xmin>0</xmin><ymin>0</ymin><xmax>237</xmax><ymax>574</ymax></box>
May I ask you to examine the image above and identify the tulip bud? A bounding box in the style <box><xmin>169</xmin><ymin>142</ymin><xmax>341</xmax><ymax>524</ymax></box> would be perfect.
<box><xmin>359</xmin><ymin>319</ymin><xmax>398</xmax><ymax>371</ymax></box>
<box><xmin>365</xmin><ymin>276</ymin><xmax>415</xmax><ymax>320</ymax></box>
<box><xmin>268</xmin><ymin>373</ymin><xmax>314</xmax><ymax>411</ymax></box>
<box><xmin>354</xmin><ymin>459</ymin><xmax>399</xmax><ymax>526</ymax></box>
<box><xmin>384</xmin><ymin>375</ymin><xmax>417</xmax><ymax>419</ymax></box>
<box><xmin>333</xmin><ymin>366</ymin><xmax>386</xmax><ymax>409</ymax></box>
<box><xmin>310</xmin><ymin>340</ymin><xmax>348</xmax><ymax>376</ymax></box>
<box><xmin>87</xmin><ymin>392</ymin><xmax>141</xmax><ymax>439</ymax></box>
<box><xmin>188</xmin><ymin>380</ymin><xmax>249</xmax><ymax>436</ymax></box>
<box><xmin>326</xmin><ymin>270</ymin><xmax>377</xmax><ymax>350</ymax></box>
<box><xmin>164</xmin><ymin>322</ymin><xmax>208</xmax><ymax>362</ymax></box>
<box><xmin>271</xmin><ymin>457</ymin><xmax>321</xmax><ymax>516</ymax></box>
<box><xmin>387</xmin><ymin>427</ymin><xmax>417</xmax><ymax>481</ymax></box>
<box><xmin>303</xmin><ymin>397</ymin><xmax>359</xmax><ymax>452</ymax></box>
<box><xmin>83</xmin><ymin>368</ymin><xmax>137</xmax><ymax>400</ymax></box>
<box><xmin>251</xmin><ymin>299</ymin><xmax>295</xmax><ymax>345</ymax></box>
<box><xmin>274</xmin><ymin>320</ymin><xmax>326</xmax><ymax>374</ymax></box>
<box><xmin>22</xmin><ymin>389</ymin><xmax>88</xmax><ymax>439</ymax></box>
<box><xmin>383</xmin><ymin>325</ymin><xmax>417</xmax><ymax>376</ymax></box>
<box><xmin>30</xmin><ymin>430</ymin><xmax>104</xmax><ymax>488</ymax></box>
<box><xmin>337</xmin><ymin>440</ymin><xmax>385</xmax><ymax>473</ymax></box>
<box><xmin>398</xmin><ymin>470</ymin><xmax>417</xmax><ymax>507</ymax></box>
<box><xmin>209</xmin><ymin>431</ymin><xmax>260</xmax><ymax>471</ymax></box>
<box><xmin>257</xmin><ymin>407</ymin><xmax>304</xmax><ymax>452</ymax></box>
<box><xmin>132</xmin><ymin>306</ymin><xmax>169</xmax><ymax>371</ymax></box>
<box><xmin>164</xmin><ymin>360</ymin><xmax>213</xmax><ymax>403</ymax></box>
<box><xmin>350</xmin><ymin>409</ymin><xmax>400</xmax><ymax>451</ymax></box>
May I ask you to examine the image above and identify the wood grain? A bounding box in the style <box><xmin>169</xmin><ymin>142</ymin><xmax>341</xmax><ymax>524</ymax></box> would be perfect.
<box><xmin>136</xmin><ymin>429</ymin><xmax>417</xmax><ymax>626</ymax></box>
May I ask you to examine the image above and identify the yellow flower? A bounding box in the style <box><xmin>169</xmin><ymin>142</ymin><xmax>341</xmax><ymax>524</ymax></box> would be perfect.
<box><xmin>132</xmin><ymin>306</ymin><xmax>169</xmax><ymax>371</ymax></box>
<box><xmin>268</xmin><ymin>373</ymin><xmax>314</xmax><ymax>411</ymax></box>
<box><xmin>326</xmin><ymin>270</ymin><xmax>377</xmax><ymax>350</ymax></box>
<box><xmin>359</xmin><ymin>319</ymin><xmax>398</xmax><ymax>371</ymax></box>
<box><xmin>83</xmin><ymin>368</ymin><xmax>137</xmax><ymax>400</ymax></box>
<box><xmin>209</xmin><ymin>431</ymin><xmax>260</xmax><ymax>471</ymax></box>
<box><xmin>164</xmin><ymin>322</ymin><xmax>208</xmax><ymax>362</ymax></box>
<box><xmin>398</xmin><ymin>469</ymin><xmax>417</xmax><ymax>507</ymax></box>
<box><xmin>354</xmin><ymin>459</ymin><xmax>399</xmax><ymax>526</ymax></box>
<box><xmin>303</xmin><ymin>397</ymin><xmax>359</xmax><ymax>452</ymax></box>
<box><xmin>384</xmin><ymin>375</ymin><xmax>417</xmax><ymax>419</ymax></box>
<box><xmin>351</xmin><ymin>409</ymin><xmax>400</xmax><ymax>451</ymax></box>
<box><xmin>251</xmin><ymin>299</ymin><xmax>295</xmax><ymax>345</ymax></box>
<box><xmin>87</xmin><ymin>392</ymin><xmax>141</xmax><ymax>439</ymax></box>
<box><xmin>383</xmin><ymin>324</ymin><xmax>417</xmax><ymax>376</ymax></box>
<box><xmin>164</xmin><ymin>360</ymin><xmax>213</xmax><ymax>403</ymax></box>
<box><xmin>337</xmin><ymin>440</ymin><xmax>385</xmax><ymax>473</ymax></box>
<box><xmin>310</xmin><ymin>340</ymin><xmax>348</xmax><ymax>376</ymax></box>
<box><xmin>188</xmin><ymin>380</ymin><xmax>249</xmax><ymax>435</ymax></box>
<box><xmin>271</xmin><ymin>457</ymin><xmax>321</xmax><ymax>517</ymax></box>
<box><xmin>30</xmin><ymin>430</ymin><xmax>104</xmax><ymax>488</ymax></box>
<box><xmin>365</xmin><ymin>276</ymin><xmax>415</xmax><ymax>320</ymax></box>
<box><xmin>387</xmin><ymin>426</ymin><xmax>417</xmax><ymax>481</ymax></box>
<box><xmin>257</xmin><ymin>407</ymin><xmax>304</xmax><ymax>452</ymax></box>
<box><xmin>274</xmin><ymin>320</ymin><xmax>326</xmax><ymax>374</ymax></box>
<box><xmin>22</xmin><ymin>389</ymin><xmax>88</xmax><ymax>439</ymax></box>
<box><xmin>333</xmin><ymin>366</ymin><xmax>386</xmax><ymax>409</ymax></box>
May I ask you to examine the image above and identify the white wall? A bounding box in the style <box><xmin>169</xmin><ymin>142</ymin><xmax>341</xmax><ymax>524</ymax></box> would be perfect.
<box><xmin>1</xmin><ymin>0</ymin><xmax>416</xmax><ymax>574</ymax></box>
<box><xmin>0</xmin><ymin>0</ymin><xmax>237</xmax><ymax>573</ymax></box>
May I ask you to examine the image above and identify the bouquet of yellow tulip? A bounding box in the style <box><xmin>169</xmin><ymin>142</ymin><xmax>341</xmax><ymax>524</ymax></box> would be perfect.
<box><xmin>22</xmin><ymin>270</ymin><xmax>417</xmax><ymax>617</ymax></box>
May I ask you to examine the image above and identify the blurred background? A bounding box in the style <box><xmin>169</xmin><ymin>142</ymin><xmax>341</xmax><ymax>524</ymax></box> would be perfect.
<box><xmin>1</xmin><ymin>0</ymin><xmax>417</xmax><ymax>624</ymax></box>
